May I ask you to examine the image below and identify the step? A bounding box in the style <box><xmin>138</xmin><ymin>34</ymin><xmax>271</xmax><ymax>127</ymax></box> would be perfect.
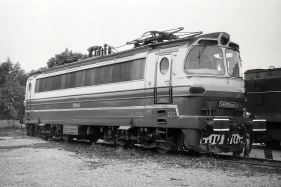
<box><xmin>157</xmin><ymin>131</ymin><xmax>166</xmax><ymax>134</ymax></box>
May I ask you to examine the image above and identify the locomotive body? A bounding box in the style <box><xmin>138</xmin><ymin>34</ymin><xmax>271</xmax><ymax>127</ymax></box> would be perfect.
<box><xmin>24</xmin><ymin>31</ymin><xmax>266</xmax><ymax>154</ymax></box>
<box><xmin>245</xmin><ymin>67</ymin><xmax>281</xmax><ymax>147</ymax></box>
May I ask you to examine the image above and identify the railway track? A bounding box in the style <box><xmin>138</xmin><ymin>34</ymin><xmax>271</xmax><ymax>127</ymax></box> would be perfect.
<box><xmin>212</xmin><ymin>154</ymin><xmax>281</xmax><ymax>169</ymax></box>
<box><xmin>252</xmin><ymin>144</ymin><xmax>281</xmax><ymax>151</ymax></box>
<box><xmin>157</xmin><ymin>148</ymin><xmax>281</xmax><ymax>169</ymax></box>
<box><xmin>126</xmin><ymin>143</ymin><xmax>281</xmax><ymax>169</ymax></box>
<box><xmin>44</xmin><ymin>137</ymin><xmax>281</xmax><ymax>169</ymax></box>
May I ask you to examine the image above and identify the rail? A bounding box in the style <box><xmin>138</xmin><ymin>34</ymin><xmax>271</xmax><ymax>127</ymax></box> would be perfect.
<box><xmin>213</xmin><ymin>154</ymin><xmax>281</xmax><ymax>169</ymax></box>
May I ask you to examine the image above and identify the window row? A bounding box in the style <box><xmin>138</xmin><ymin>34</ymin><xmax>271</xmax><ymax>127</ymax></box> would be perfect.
<box><xmin>35</xmin><ymin>58</ymin><xmax>146</xmax><ymax>92</ymax></box>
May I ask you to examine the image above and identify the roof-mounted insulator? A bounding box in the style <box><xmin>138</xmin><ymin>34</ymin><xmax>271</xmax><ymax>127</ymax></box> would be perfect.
<box><xmin>87</xmin><ymin>44</ymin><xmax>113</xmax><ymax>57</ymax></box>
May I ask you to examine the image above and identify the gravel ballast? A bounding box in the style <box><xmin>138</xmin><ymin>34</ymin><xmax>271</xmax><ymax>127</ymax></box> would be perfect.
<box><xmin>0</xmin><ymin>130</ymin><xmax>280</xmax><ymax>187</ymax></box>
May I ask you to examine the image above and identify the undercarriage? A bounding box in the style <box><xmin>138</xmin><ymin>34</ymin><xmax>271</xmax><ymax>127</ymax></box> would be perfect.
<box><xmin>25</xmin><ymin>124</ymin><xmax>249</xmax><ymax>155</ymax></box>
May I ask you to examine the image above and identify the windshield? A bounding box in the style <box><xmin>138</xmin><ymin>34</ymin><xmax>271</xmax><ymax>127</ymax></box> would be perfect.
<box><xmin>226</xmin><ymin>49</ymin><xmax>242</xmax><ymax>77</ymax></box>
<box><xmin>184</xmin><ymin>46</ymin><xmax>225</xmax><ymax>75</ymax></box>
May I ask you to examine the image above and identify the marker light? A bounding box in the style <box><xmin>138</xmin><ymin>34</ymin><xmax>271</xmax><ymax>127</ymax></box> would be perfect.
<box><xmin>220</xmin><ymin>33</ymin><xmax>230</xmax><ymax>45</ymax></box>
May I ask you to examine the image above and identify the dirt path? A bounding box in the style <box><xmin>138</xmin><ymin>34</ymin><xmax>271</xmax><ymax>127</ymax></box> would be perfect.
<box><xmin>0</xmin><ymin>130</ymin><xmax>281</xmax><ymax>187</ymax></box>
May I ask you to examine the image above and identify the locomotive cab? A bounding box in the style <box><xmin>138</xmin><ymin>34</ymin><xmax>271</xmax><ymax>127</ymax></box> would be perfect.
<box><xmin>176</xmin><ymin>33</ymin><xmax>266</xmax><ymax>153</ymax></box>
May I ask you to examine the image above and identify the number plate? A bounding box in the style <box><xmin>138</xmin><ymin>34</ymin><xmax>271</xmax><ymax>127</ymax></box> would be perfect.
<box><xmin>73</xmin><ymin>103</ymin><xmax>80</xmax><ymax>108</ymax></box>
<box><xmin>219</xmin><ymin>101</ymin><xmax>237</xmax><ymax>108</ymax></box>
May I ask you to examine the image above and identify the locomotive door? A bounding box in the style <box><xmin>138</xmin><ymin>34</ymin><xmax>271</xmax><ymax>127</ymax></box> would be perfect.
<box><xmin>155</xmin><ymin>55</ymin><xmax>173</xmax><ymax>104</ymax></box>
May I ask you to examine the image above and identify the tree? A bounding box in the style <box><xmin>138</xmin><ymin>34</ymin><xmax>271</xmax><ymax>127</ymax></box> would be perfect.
<box><xmin>0</xmin><ymin>59</ymin><xmax>28</xmax><ymax>120</ymax></box>
<box><xmin>13</xmin><ymin>62</ymin><xmax>29</xmax><ymax>86</ymax></box>
<box><xmin>0</xmin><ymin>58</ymin><xmax>13</xmax><ymax>88</ymax></box>
<box><xmin>47</xmin><ymin>48</ymin><xmax>88</xmax><ymax>68</ymax></box>
<box><xmin>47</xmin><ymin>57</ymin><xmax>56</xmax><ymax>68</ymax></box>
<box><xmin>29</xmin><ymin>66</ymin><xmax>47</xmax><ymax>75</ymax></box>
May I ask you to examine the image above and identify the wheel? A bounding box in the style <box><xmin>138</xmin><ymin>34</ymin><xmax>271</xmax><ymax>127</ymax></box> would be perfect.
<box><xmin>156</xmin><ymin>147</ymin><xmax>169</xmax><ymax>154</ymax></box>
<box><xmin>233</xmin><ymin>151</ymin><xmax>241</xmax><ymax>157</ymax></box>
<box><xmin>34</xmin><ymin>125</ymin><xmax>39</xmax><ymax>137</ymax></box>
<box><xmin>156</xmin><ymin>142</ymin><xmax>170</xmax><ymax>154</ymax></box>
<box><xmin>31</xmin><ymin>124</ymin><xmax>35</xmax><ymax>137</ymax></box>
<box><xmin>89</xmin><ymin>136</ymin><xmax>99</xmax><ymax>144</ymax></box>
<box><xmin>67</xmin><ymin>135</ymin><xmax>73</xmax><ymax>143</ymax></box>
<box><xmin>26</xmin><ymin>126</ymin><xmax>30</xmax><ymax>136</ymax></box>
<box><xmin>43</xmin><ymin>133</ymin><xmax>49</xmax><ymax>141</ymax></box>
<box><xmin>115</xmin><ymin>139</ymin><xmax>131</xmax><ymax>148</ymax></box>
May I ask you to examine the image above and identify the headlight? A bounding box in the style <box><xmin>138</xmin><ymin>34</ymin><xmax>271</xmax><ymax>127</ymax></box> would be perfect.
<box><xmin>220</xmin><ymin>33</ymin><xmax>230</xmax><ymax>45</ymax></box>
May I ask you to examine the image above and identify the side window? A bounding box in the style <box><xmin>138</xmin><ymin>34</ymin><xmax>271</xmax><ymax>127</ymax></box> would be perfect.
<box><xmin>38</xmin><ymin>79</ymin><xmax>43</xmax><ymax>92</ymax></box>
<box><xmin>75</xmin><ymin>70</ymin><xmax>85</xmax><ymax>87</ymax></box>
<box><xmin>84</xmin><ymin>69</ymin><xmax>94</xmax><ymax>86</ymax></box>
<box><xmin>35</xmin><ymin>80</ymin><xmax>40</xmax><ymax>92</ymax></box>
<box><xmin>102</xmin><ymin>65</ymin><xmax>113</xmax><ymax>84</ymax></box>
<box><xmin>61</xmin><ymin>73</ymin><xmax>70</xmax><ymax>89</ymax></box>
<box><xmin>160</xmin><ymin>57</ymin><xmax>169</xmax><ymax>75</ymax></box>
<box><xmin>121</xmin><ymin>61</ymin><xmax>131</xmax><ymax>81</ymax></box>
<box><xmin>53</xmin><ymin>75</ymin><xmax>62</xmax><ymax>90</ymax></box>
<box><xmin>93</xmin><ymin>67</ymin><xmax>102</xmax><ymax>85</ymax></box>
<box><xmin>133</xmin><ymin>58</ymin><xmax>145</xmax><ymax>80</ymax></box>
<box><xmin>69</xmin><ymin>72</ymin><xmax>76</xmax><ymax>88</ymax></box>
<box><xmin>112</xmin><ymin>63</ymin><xmax>122</xmax><ymax>82</ymax></box>
<box><xmin>226</xmin><ymin>49</ymin><xmax>242</xmax><ymax>77</ymax></box>
<box><xmin>43</xmin><ymin>77</ymin><xmax>52</xmax><ymax>91</ymax></box>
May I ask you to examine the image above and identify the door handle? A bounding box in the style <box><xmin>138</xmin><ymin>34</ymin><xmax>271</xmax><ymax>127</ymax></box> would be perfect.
<box><xmin>165</xmin><ymin>81</ymin><xmax>170</xmax><ymax>85</ymax></box>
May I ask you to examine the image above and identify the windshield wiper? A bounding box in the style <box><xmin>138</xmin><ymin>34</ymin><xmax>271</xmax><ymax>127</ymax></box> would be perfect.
<box><xmin>197</xmin><ymin>42</ymin><xmax>210</xmax><ymax>64</ymax></box>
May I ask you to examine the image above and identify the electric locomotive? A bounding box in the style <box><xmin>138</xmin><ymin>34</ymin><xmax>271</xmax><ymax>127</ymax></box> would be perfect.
<box><xmin>23</xmin><ymin>27</ymin><xmax>266</xmax><ymax>155</ymax></box>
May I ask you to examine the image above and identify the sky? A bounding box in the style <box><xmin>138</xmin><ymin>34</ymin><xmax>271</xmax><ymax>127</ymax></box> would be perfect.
<box><xmin>0</xmin><ymin>0</ymin><xmax>280</xmax><ymax>73</ymax></box>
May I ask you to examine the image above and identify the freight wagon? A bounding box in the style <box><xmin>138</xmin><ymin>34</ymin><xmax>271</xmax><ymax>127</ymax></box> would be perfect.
<box><xmin>245</xmin><ymin>67</ymin><xmax>281</xmax><ymax>147</ymax></box>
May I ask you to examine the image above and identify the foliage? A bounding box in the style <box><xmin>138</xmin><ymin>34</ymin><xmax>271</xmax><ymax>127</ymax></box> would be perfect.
<box><xmin>0</xmin><ymin>47</ymin><xmax>88</xmax><ymax>119</ymax></box>
<box><xmin>47</xmin><ymin>48</ymin><xmax>88</xmax><ymax>68</ymax></box>
<box><xmin>28</xmin><ymin>66</ymin><xmax>47</xmax><ymax>75</ymax></box>
<box><xmin>0</xmin><ymin>58</ymin><xmax>13</xmax><ymax>88</ymax></box>
<box><xmin>0</xmin><ymin>58</ymin><xmax>28</xmax><ymax>120</ymax></box>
